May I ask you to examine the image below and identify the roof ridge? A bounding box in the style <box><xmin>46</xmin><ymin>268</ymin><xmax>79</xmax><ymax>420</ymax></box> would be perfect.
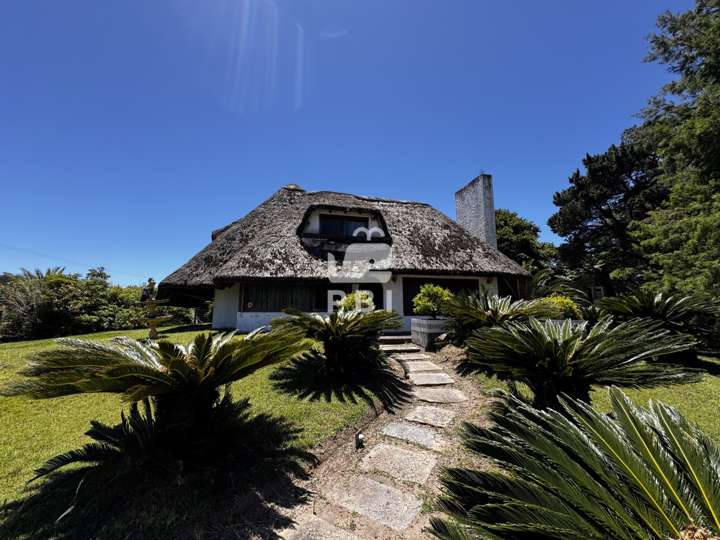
<box><xmin>300</xmin><ymin>188</ymin><xmax>431</xmax><ymax>206</ymax></box>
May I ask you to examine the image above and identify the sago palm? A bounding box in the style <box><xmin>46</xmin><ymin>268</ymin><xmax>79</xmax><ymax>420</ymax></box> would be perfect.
<box><xmin>601</xmin><ymin>290</ymin><xmax>720</xmax><ymax>358</ymax></box>
<box><xmin>464</xmin><ymin>317</ymin><xmax>700</xmax><ymax>408</ymax></box>
<box><xmin>270</xmin><ymin>308</ymin><xmax>410</xmax><ymax>411</ymax></box>
<box><xmin>431</xmin><ymin>387</ymin><xmax>720</xmax><ymax>540</ymax></box>
<box><xmin>271</xmin><ymin>308</ymin><xmax>402</xmax><ymax>374</ymax></box>
<box><xmin>600</xmin><ymin>290</ymin><xmax>719</xmax><ymax>338</ymax></box>
<box><xmin>443</xmin><ymin>292</ymin><xmax>557</xmax><ymax>346</ymax></box>
<box><xmin>5</xmin><ymin>391</ymin><xmax>316</xmax><ymax>534</ymax></box>
<box><xmin>2</xmin><ymin>329</ymin><xmax>311</xmax><ymax>428</ymax></box>
<box><xmin>528</xmin><ymin>268</ymin><xmax>584</xmax><ymax>300</ymax></box>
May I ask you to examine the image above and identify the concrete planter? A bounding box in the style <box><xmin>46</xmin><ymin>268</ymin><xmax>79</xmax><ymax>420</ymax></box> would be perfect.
<box><xmin>411</xmin><ymin>317</ymin><xmax>447</xmax><ymax>351</ymax></box>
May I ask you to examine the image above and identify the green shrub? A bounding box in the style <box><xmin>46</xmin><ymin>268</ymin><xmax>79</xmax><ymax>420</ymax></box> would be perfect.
<box><xmin>337</xmin><ymin>290</ymin><xmax>375</xmax><ymax>312</ymax></box>
<box><xmin>412</xmin><ymin>284</ymin><xmax>453</xmax><ymax>319</ymax></box>
<box><xmin>0</xmin><ymin>268</ymin><xmax>192</xmax><ymax>341</ymax></box>
<box><xmin>432</xmin><ymin>388</ymin><xmax>720</xmax><ymax>540</ymax></box>
<box><xmin>536</xmin><ymin>293</ymin><xmax>581</xmax><ymax>318</ymax></box>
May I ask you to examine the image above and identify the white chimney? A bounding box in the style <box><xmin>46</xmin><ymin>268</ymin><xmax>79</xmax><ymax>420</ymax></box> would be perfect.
<box><xmin>455</xmin><ymin>173</ymin><xmax>497</xmax><ymax>248</ymax></box>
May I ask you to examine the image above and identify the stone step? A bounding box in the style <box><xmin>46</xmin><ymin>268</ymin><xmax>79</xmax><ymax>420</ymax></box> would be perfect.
<box><xmin>381</xmin><ymin>420</ymin><xmax>446</xmax><ymax>451</ymax></box>
<box><xmin>284</xmin><ymin>515</ymin><xmax>359</xmax><ymax>539</ymax></box>
<box><xmin>323</xmin><ymin>476</ymin><xmax>422</xmax><ymax>532</ymax></box>
<box><xmin>394</xmin><ymin>352</ymin><xmax>433</xmax><ymax>362</ymax></box>
<box><xmin>408</xmin><ymin>372</ymin><xmax>455</xmax><ymax>386</ymax></box>
<box><xmin>378</xmin><ymin>334</ymin><xmax>412</xmax><ymax>344</ymax></box>
<box><xmin>414</xmin><ymin>387</ymin><xmax>469</xmax><ymax>404</ymax></box>
<box><xmin>360</xmin><ymin>443</ymin><xmax>437</xmax><ymax>485</ymax></box>
<box><xmin>401</xmin><ymin>360</ymin><xmax>443</xmax><ymax>374</ymax></box>
<box><xmin>380</xmin><ymin>343</ymin><xmax>422</xmax><ymax>353</ymax></box>
<box><xmin>405</xmin><ymin>405</ymin><xmax>456</xmax><ymax>428</ymax></box>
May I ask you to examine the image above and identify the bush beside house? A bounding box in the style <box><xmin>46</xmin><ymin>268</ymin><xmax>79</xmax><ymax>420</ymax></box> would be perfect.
<box><xmin>410</xmin><ymin>284</ymin><xmax>454</xmax><ymax>350</ymax></box>
<box><xmin>0</xmin><ymin>268</ymin><xmax>193</xmax><ymax>341</ymax></box>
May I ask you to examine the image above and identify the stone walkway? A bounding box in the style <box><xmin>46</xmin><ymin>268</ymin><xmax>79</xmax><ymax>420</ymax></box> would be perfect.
<box><xmin>280</xmin><ymin>337</ymin><xmax>487</xmax><ymax>539</ymax></box>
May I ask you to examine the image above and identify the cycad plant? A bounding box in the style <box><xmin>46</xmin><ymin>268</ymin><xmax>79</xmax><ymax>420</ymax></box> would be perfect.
<box><xmin>432</xmin><ymin>388</ymin><xmax>720</xmax><ymax>540</ymax></box>
<box><xmin>270</xmin><ymin>308</ymin><xmax>410</xmax><ymax>411</ymax></box>
<box><xmin>600</xmin><ymin>290</ymin><xmax>720</xmax><ymax>355</ymax></box>
<box><xmin>2</xmin><ymin>329</ymin><xmax>311</xmax><ymax>435</ymax></box>
<box><xmin>464</xmin><ymin>317</ymin><xmax>700</xmax><ymax>409</ymax></box>
<box><xmin>443</xmin><ymin>292</ymin><xmax>564</xmax><ymax>346</ymax></box>
<box><xmin>528</xmin><ymin>268</ymin><xmax>584</xmax><ymax>300</ymax></box>
<box><xmin>2</xmin><ymin>391</ymin><xmax>315</xmax><ymax>538</ymax></box>
<box><xmin>0</xmin><ymin>330</ymin><xmax>313</xmax><ymax>531</ymax></box>
<box><xmin>271</xmin><ymin>308</ymin><xmax>401</xmax><ymax>375</ymax></box>
<box><xmin>576</xmin><ymin>301</ymin><xmax>608</xmax><ymax>327</ymax></box>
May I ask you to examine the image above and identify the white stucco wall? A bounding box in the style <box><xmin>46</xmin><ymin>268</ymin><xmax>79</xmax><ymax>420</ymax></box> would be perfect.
<box><xmin>211</xmin><ymin>275</ymin><xmax>501</xmax><ymax>330</ymax></box>
<box><xmin>390</xmin><ymin>275</ymin><xmax>498</xmax><ymax>331</ymax></box>
<box><xmin>236</xmin><ymin>312</ymin><xmax>284</xmax><ymax>333</ymax></box>
<box><xmin>212</xmin><ymin>285</ymin><xmax>240</xmax><ymax>329</ymax></box>
<box><xmin>383</xmin><ymin>278</ymin><xmax>403</xmax><ymax>315</ymax></box>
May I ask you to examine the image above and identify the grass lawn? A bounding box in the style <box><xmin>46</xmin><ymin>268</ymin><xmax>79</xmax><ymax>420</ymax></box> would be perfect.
<box><xmin>475</xmin><ymin>355</ymin><xmax>720</xmax><ymax>442</ymax></box>
<box><xmin>589</xmin><ymin>356</ymin><xmax>720</xmax><ymax>441</ymax></box>
<box><xmin>0</xmin><ymin>325</ymin><xmax>370</xmax><ymax>505</ymax></box>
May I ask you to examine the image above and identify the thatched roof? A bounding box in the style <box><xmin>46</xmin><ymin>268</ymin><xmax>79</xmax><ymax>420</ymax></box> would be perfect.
<box><xmin>160</xmin><ymin>185</ymin><xmax>528</xmax><ymax>290</ymax></box>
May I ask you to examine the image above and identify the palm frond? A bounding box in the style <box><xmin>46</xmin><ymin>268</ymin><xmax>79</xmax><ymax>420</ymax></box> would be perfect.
<box><xmin>443</xmin><ymin>292</ymin><xmax>558</xmax><ymax>346</ymax></box>
<box><xmin>600</xmin><ymin>291</ymin><xmax>719</xmax><ymax>337</ymax></box>
<box><xmin>1</xmin><ymin>330</ymin><xmax>312</xmax><ymax>415</ymax></box>
<box><xmin>271</xmin><ymin>308</ymin><xmax>401</xmax><ymax>372</ymax></box>
<box><xmin>432</xmin><ymin>388</ymin><xmax>720</xmax><ymax>540</ymax></box>
<box><xmin>32</xmin><ymin>444</ymin><xmax>120</xmax><ymax>481</ymax></box>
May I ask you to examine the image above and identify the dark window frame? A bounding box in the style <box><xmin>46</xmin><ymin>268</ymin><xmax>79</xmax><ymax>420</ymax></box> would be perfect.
<box><xmin>318</xmin><ymin>214</ymin><xmax>370</xmax><ymax>239</ymax></box>
<box><xmin>238</xmin><ymin>281</ymin><xmax>384</xmax><ymax>312</ymax></box>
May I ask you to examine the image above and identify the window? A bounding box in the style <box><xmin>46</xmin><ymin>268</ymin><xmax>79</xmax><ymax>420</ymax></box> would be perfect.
<box><xmin>243</xmin><ymin>283</ymin><xmax>320</xmax><ymax>312</ymax></box>
<box><xmin>240</xmin><ymin>282</ymin><xmax>384</xmax><ymax>312</ymax></box>
<box><xmin>319</xmin><ymin>214</ymin><xmax>369</xmax><ymax>238</ymax></box>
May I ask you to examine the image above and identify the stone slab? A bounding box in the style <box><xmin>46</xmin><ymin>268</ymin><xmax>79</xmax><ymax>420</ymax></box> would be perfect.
<box><xmin>394</xmin><ymin>352</ymin><xmax>433</xmax><ymax>362</ymax></box>
<box><xmin>414</xmin><ymin>387</ymin><xmax>469</xmax><ymax>403</ymax></box>
<box><xmin>285</xmin><ymin>516</ymin><xmax>359</xmax><ymax>540</ymax></box>
<box><xmin>379</xmin><ymin>334</ymin><xmax>412</xmax><ymax>343</ymax></box>
<box><xmin>405</xmin><ymin>405</ymin><xmax>456</xmax><ymax>428</ymax></box>
<box><xmin>380</xmin><ymin>344</ymin><xmax>422</xmax><ymax>353</ymax></box>
<box><xmin>324</xmin><ymin>476</ymin><xmax>422</xmax><ymax>531</ymax></box>
<box><xmin>360</xmin><ymin>443</ymin><xmax>437</xmax><ymax>484</ymax></box>
<box><xmin>381</xmin><ymin>420</ymin><xmax>446</xmax><ymax>450</ymax></box>
<box><xmin>408</xmin><ymin>372</ymin><xmax>454</xmax><ymax>386</ymax></box>
<box><xmin>401</xmin><ymin>360</ymin><xmax>443</xmax><ymax>374</ymax></box>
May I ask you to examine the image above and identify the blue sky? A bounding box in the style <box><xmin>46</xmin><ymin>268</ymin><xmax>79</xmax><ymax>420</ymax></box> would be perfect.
<box><xmin>1</xmin><ymin>0</ymin><xmax>691</xmax><ymax>285</ymax></box>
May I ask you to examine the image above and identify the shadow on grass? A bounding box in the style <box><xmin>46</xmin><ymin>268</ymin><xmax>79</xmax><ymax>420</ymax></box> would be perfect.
<box><xmin>0</xmin><ymin>399</ymin><xmax>316</xmax><ymax>540</ymax></box>
<box><xmin>156</xmin><ymin>323</ymin><xmax>212</xmax><ymax>337</ymax></box>
<box><xmin>680</xmin><ymin>354</ymin><xmax>720</xmax><ymax>376</ymax></box>
<box><xmin>271</xmin><ymin>353</ymin><xmax>413</xmax><ymax>414</ymax></box>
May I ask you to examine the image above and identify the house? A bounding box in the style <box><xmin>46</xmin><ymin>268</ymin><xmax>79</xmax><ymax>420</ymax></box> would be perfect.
<box><xmin>159</xmin><ymin>174</ymin><xmax>529</xmax><ymax>331</ymax></box>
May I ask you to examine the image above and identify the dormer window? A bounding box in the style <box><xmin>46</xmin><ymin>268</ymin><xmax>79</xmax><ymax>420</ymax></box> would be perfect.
<box><xmin>319</xmin><ymin>214</ymin><xmax>370</xmax><ymax>239</ymax></box>
<box><xmin>297</xmin><ymin>206</ymin><xmax>391</xmax><ymax>260</ymax></box>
